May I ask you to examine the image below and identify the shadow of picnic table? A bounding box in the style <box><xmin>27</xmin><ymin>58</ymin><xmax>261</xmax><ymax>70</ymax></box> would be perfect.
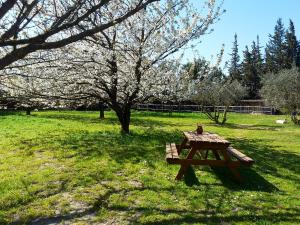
<box><xmin>22</xmin><ymin>183</ymin><xmax>299</xmax><ymax>225</ymax></box>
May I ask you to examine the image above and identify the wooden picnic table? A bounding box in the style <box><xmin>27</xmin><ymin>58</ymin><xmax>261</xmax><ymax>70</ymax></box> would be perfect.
<box><xmin>166</xmin><ymin>130</ymin><xmax>254</xmax><ymax>182</ymax></box>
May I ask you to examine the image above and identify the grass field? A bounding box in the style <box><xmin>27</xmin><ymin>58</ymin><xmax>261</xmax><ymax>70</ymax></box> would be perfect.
<box><xmin>0</xmin><ymin>110</ymin><xmax>299</xmax><ymax>225</ymax></box>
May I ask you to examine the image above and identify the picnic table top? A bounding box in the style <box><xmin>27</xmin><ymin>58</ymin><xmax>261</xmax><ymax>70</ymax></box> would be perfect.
<box><xmin>183</xmin><ymin>131</ymin><xmax>230</xmax><ymax>145</ymax></box>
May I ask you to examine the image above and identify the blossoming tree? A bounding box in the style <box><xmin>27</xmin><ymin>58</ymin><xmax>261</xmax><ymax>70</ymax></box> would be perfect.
<box><xmin>0</xmin><ymin>0</ymin><xmax>159</xmax><ymax>70</ymax></box>
<box><xmin>48</xmin><ymin>0</ymin><xmax>224</xmax><ymax>133</ymax></box>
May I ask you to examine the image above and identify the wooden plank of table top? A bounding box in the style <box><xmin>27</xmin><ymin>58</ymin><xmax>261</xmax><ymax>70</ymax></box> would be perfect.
<box><xmin>184</xmin><ymin>131</ymin><xmax>230</xmax><ymax>145</ymax></box>
<box><xmin>184</xmin><ymin>131</ymin><xmax>195</xmax><ymax>141</ymax></box>
<box><xmin>202</xmin><ymin>133</ymin><xmax>210</xmax><ymax>143</ymax></box>
<box><xmin>183</xmin><ymin>131</ymin><xmax>190</xmax><ymax>140</ymax></box>
<box><xmin>207</xmin><ymin>133</ymin><xmax>229</xmax><ymax>144</ymax></box>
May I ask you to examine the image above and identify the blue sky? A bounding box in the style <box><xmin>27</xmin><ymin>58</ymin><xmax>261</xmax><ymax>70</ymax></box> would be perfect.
<box><xmin>184</xmin><ymin>0</ymin><xmax>300</xmax><ymax>71</ymax></box>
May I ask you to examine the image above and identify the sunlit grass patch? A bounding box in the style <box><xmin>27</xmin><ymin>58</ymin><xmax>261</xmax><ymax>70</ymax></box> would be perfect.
<box><xmin>0</xmin><ymin>110</ymin><xmax>299</xmax><ymax>224</ymax></box>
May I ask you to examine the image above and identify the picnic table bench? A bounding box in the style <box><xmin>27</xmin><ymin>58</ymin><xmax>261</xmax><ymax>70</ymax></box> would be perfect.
<box><xmin>166</xmin><ymin>129</ymin><xmax>254</xmax><ymax>182</ymax></box>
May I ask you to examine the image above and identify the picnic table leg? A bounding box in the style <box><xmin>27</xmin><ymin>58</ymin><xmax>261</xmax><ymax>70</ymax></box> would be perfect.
<box><xmin>175</xmin><ymin>145</ymin><xmax>197</xmax><ymax>180</ymax></box>
<box><xmin>212</xmin><ymin>150</ymin><xmax>221</xmax><ymax>160</ymax></box>
<box><xmin>199</xmin><ymin>150</ymin><xmax>208</xmax><ymax>159</ymax></box>
<box><xmin>220</xmin><ymin>149</ymin><xmax>242</xmax><ymax>182</ymax></box>
<box><xmin>178</xmin><ymin>137</ymin><xmax>188</xmax><ymax>155</ymax></box>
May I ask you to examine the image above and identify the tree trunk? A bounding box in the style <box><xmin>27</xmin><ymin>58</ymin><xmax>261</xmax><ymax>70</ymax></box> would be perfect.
<box><xmin>115</xmin><ymin>106</ymin><xmax>131</xmax><ymax>134</ymax></box>
<box><xmin>168</xmin><ymin>104</ymin><xmax>173</xmax><ymax>117</ymax></box>
<box><xmin>214</xmin><ymin>107</ymin><xmax>220</xmax><ymax>124</ymax></box>
<box><xmin>99</xmin><ymin>102</ymin><xmax>105</xmax><ymax>119</ymax></box>
<box><xmin>291</xmin><ymin>111</ymin><xmax>300</xmax><ymax>125</ymax></box>
<box><xmin>221</xmin><ymin>106</ymin><xmax>229</xmax><ymax>125</ymax></box>
<box><xmin>26</xmin><ymin>108</ymin><xmax>31</xmax><ymax>115</ymax></box>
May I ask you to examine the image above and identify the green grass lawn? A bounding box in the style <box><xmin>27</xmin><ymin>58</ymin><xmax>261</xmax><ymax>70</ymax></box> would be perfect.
<box><xmin>0</xmin><ymin>110</ymin><xmax>299</xmax><ymax>225</ymax></box>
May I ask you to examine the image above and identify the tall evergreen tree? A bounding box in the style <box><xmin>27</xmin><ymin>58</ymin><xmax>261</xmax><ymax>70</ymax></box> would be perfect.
<box><xmin>242</xmin><ymin>45</ymin><xmax>260</xmax><ymax>99</ymax></box>
<box><xmin>265</xmin><ymin>48</ymin><xmax>274</xmax><ymax>74</ymax></box>
<box><xmin>265</xmin><ymin>18</ymin><xmax>287</xmax><ymax>73</ymax></box>
<box><xmin>228</xmin><ymin>33</ymin><xmax>242</xmax><ymax>81</ymax></box>
<box><xmin>250</xmin><ymin>41</ymin><xmax>261</xmax><ymax>98</ymax></box>
<box><xmin>254</xmin><ymin>35</ymin><xmax>264</xmax><ymax>75</ymax></box>
<box><xmin>295</xmin><ymin>30</ymin><xmax>300</xmax><ymax>67</ymax></box>
<box><xmin>297</xmin><ymin>44</ymin><xmax>300</xmax><ymax>67</ymax></box>
<box><xmin>285</xmin><ymin>19</ymin><xmax>298</xmax><ymax>67</ymax></box>
<box><xmin>242</xmin><ymin>46</ymin><xmax>252</xmax><ymax>93</ymax></box>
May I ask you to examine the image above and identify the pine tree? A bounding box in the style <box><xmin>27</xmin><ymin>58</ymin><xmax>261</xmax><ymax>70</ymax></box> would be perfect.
<box><xmin>242</xmin><ymin>46</ymin><xmax>252</xmax><ymax>94</ymax></box>
<box><xmin>297</xmin><ymin>43</ymin><xmax>300</xmax><ymax>67</ymax></box>
<box><xmin>250</xmin><ymin>41</ymin><xmax>261</xmax><ymax>98</ymax></box>
<box><xmin>242</xmin><ymin>45</ymin><xmax>260</xmax><ymax>99</ymax></box>
<box><xmin>295</xmin><ymin>29</ymin><xmax>300</xmax><ymax>67</ymax></box>
<box><xmin>228</xmin><ymin>33</ymin><xmax>242</xmax><ymax>81</ymax></box>
<box><xmin>285</xmin><ymin>19</ymin><xmax>298</xmax><ymax>67</ymax></box>
<box><xmin>265</xmin><ymin>48</ymin><xmax>274</xmax><ymax>73</ymax></box>
<box><xmin>265</xmin><ymin>18</ymin><xmax>287</xmax><ymax>73</ymax></box>
<box><xmin>254</xmin><ymin>35</ymin><xmax>264</xmax><ymax>75</ymax></box>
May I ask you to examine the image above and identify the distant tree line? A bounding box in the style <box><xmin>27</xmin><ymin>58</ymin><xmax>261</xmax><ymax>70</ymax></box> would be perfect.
<box><xmin>179</xmin><ymin>18</ymin><xmax>300</xmax><ymax>125</ymax></box>
<box><xmin>228</xmin><ymin>18</ymin><xmax>300</xmax><ymax>99</ymax></box>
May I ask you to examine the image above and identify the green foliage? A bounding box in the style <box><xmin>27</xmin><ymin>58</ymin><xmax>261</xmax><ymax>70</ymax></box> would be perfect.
<box><xmin>252</xmin><ymin>36</ymin><xmax>264</xmax><ymax>75</ymax></box>
<box><xmin>261</xmin><ymin>67</ymin><xmax>300</xmax><ymax>124</ymax></box>
<box><xmin>286</xmin><ymin>20</ymin><xmax>298</xmax><ymax>67</ymax></box>
<box><xmin>264</xmin><ymin>18</ymin><xmax>300</xmax><ymax>73</ymax></box>
<box><xmin>242</xmin><ymin>43</ymin><xmax>262</xmax><ymax>99</ymax></box>
<box><xmin>228</xmin><ymin>33</ymin><xmax>242</xmax><ymax>81</ymax></box>
<box><xmin>227</xmin><ymin>18</ymin><xmax>300</xmax><ymax>100</ymax></box>
<box><xmin>265</xmin><ymin>18</ymin><xmax>288</xmax><ymax>73</ymax></box>
<box><xmin>193</xmin><ymin>79</ymin><xmax>247</xmax><ymax>124</ymax></box>
<box><xmin>297</xmin><ymin>46</ymin><xmax>300</xmax><ymax>67</ymax></box>
<box><xmin>195</xmin><ymin>79</ymin><xmax>246</xmax><ymax>107</ymax></box>
<box><xmin>182</xmin><ymin>58</ymin><xmax>211</xmax><ymax>80</ymax></box>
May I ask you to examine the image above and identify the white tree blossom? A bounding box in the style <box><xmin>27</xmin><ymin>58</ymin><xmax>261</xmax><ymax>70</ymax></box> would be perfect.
<box><xmin>0</xmin><ymin>0</ymin><xmax>159</xmax><ymax>70</ymax></box>
<box><xmin>54</xmin><ymin>0</ymin><xmax>224</xmax><ymax>133</ymax></box>
<box><xmin>2</xmin><ymin>0</ymin><xmax>223</xmax><ymax>133</ymax></box>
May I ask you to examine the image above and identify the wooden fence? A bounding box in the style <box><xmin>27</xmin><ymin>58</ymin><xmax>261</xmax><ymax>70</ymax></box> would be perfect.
<box><xmin>134</xmin><ymin>104</ymin><xmax>274</xmax><ymax>115</ymax></box>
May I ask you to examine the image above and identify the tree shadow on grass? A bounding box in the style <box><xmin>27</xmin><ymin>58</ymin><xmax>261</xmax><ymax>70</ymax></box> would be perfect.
<box><xmin>25</xmin><ymin>205</ymin><xmax>300</xmax><ymax>225</ymax></box>
<box><xmin>210</xmin><ymin>122</ymin><xmax>282</xmax><ymax>131</ymax></box>
<box><xmin>228</xmin><ymin>138</ymin><xmax>300</xmax><ymax>184</ymax></box>
<box><xmin>58</xmin><ymin>129</ymin><xmax>183</xmax><ymax>165</ymax></box>
<box><xmin>32</xmin><ymin>112</ymin><xmax>120</xmax><ymax>125</ymax></box>
<box><xmin>23</xmin><ymin>183</ymin><xmax>300</xmax><ymax>225</ymax></box>
<box><xmin>140</xmin><ymin>211</ymin><xmax>300</xmax><ymax>225</ymax></box>
<box><xmin>0</xmin><ymin>110</ymin><xmax>23</xmax><ymax>117</ymax></box>
<box><xmin>33</xmin><ymin>111</ymin><xmax>176</xmax><ymax>128</ymax></box>
<box><xmin>132</xmin><ymin>110</ymin><xmax>201</xmax><ymax>119</ymax></box>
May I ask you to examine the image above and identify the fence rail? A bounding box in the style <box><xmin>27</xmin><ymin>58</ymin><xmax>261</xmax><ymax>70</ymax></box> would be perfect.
<box><xmin>134</xmin><ymin>104</ymin><xmax>274</xmax><ymax>115</ymax></box>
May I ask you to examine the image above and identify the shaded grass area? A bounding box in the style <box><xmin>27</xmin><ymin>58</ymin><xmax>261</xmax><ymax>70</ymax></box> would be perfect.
<box><xmin>0</xmin><ymin>110</ymin><xmax>299</xmax><ymax>224</ymax></box>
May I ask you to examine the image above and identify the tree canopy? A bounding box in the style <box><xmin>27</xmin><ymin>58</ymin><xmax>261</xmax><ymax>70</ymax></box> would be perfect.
<box><xmin>261</xmin><ymin>67</ymin><xmax>300</xmax><ymax>124</ymax></box>
<box><xmin>0</xmin><ymin>0</ymin><xmax>158</xmax><ymax>70</ymax></box>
